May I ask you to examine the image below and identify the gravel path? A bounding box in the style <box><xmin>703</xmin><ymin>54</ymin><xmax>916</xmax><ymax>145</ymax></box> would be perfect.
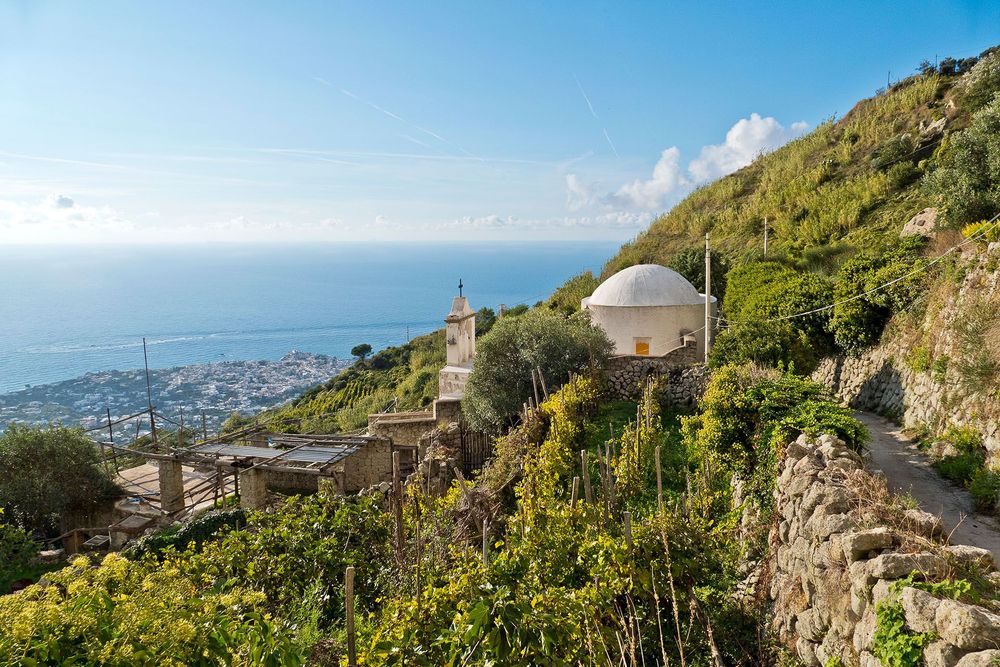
<box><xmin>856</xmin><ymin>411</ymin><xmax>1000</xmax><ymax>564</ymax></box>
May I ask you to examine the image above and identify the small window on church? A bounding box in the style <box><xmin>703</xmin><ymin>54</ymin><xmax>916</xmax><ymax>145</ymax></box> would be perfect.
<box><xmin>634</xmin><ymin>338</ymin><xmax>650</xmax><ymax>356</ymax></box>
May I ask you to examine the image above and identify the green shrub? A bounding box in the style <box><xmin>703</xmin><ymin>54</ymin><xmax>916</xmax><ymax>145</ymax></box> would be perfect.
<box><xmin>905</xmin><ymin>345</ymin><xmax>932</xmax><ymax>372</ymax></box>
<box><xmin>0</xmin><ymin>512</ymin><xmax>39</xmax><ymax>593</ymax></box>
<box><xmin>669</xmin><ymin>247</ymin><xmax>729</xmax><ymax>299</ymax></box>
<box><xmin>462</xmin><ymin>309</ymin><xmax>614</xmax><ymax>432</ymax></box>
<box><xmin>546</xmin><ymin>271</ymin><xmax>600</xmax><ymax>315</ymax></box>
<box><xmin>923</xmin><ymin>95</ymin><xmax>1000</xmax><ymax>226</ymax></box>
<box><xmin>936</xmin><ymin>452</ymin><xmax>984</xmax><ymax>486</ymax></box>
<box><xmin>829</xmin><ymin>237</ymin><xmax>926</xmax><ymax>351</ymax></box>
<box><xmin>723</xmin><ymin>261</ymin><xmax>834</xmax><ymax>350</ymax></box>
<box><xmin>710</xmin><ymin>319</ymin><xmax>818</xmax><ymax>373</ymax></box>
<box><xmin>871</xmin><ymin>134</ymin><xmax>916</xmax><ymax>171</ymax></box>
<box><xmin>969</xmin><ymin>467</ymin><xmax>1000</xmax><ymax>512</ymax></box>
<box><xmin>123</xmin><ymin>508</ymin><xmax>248</xmax><ymax>560</ymax></box>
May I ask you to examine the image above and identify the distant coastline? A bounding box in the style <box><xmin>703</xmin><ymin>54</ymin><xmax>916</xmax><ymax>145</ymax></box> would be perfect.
<box><xmin>0</xmin><ymin>351</ymin><xmax>349</xmax><ymax>435</ymax></box>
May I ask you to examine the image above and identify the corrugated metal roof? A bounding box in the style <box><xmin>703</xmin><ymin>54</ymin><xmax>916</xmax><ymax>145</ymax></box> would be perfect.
<box><xmin>190</xmin><ymin>441</ymin><xmax>363</xmax><ymax>465</ymax></box>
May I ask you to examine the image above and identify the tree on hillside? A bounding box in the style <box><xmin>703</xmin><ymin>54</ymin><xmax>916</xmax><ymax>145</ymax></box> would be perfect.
<box><xmin>0</xmin><ymin>425</ymin><xmax>120</xmax><ymax>536</ymax></box>
<box><xmin>462</xmin><ymin>309</ymin><xmax>614</xmax><ymax>432</ymax></box>
<box><xmin>351</xmin><ymin>343</ymin><xmax>373</xmax><ymax>362</ymax></box>
<box><xmin>669</xmin><ymin>248</ymin><xmax>729</xmax><ymax>301</ymax></box>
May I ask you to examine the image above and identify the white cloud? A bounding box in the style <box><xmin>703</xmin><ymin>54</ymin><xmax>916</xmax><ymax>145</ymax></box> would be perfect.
<box><xmin>610</xmin><ymin>147</ymin><xmax>689</xmax><ymax>210</ymax></box>
<box><xmin>0</xmin><ymin>194</ymin><xmax>134</xmax><ymax>242</ymax></box>
<box><xmin>565</xmin><ymin>174</ymin><xmax>595</xmax><ymax>211</ymax></box>
<box><xmin>568</xmin><ymin>113</ymin><xmax>808</xmax><ymax>213</ymax></box>
<box><xmin>688</xmin><ymin>113</ymin><xmax>808</xmax><ymax>182</ymax></box>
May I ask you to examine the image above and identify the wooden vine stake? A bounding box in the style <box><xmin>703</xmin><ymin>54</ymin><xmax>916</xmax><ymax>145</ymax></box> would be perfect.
<box><xmin>392</xmin><ymin>451</ymin><xmax>404</xmax><ymax>567</ymax></box>
<box><xmin>531</xmin><ymin>369</ymin><xmax>541</xmax><ymax>408</ymax></box>
<box><xmin>345</xmin><ymin>566</ymin><xmax>357</xmax><ymax>667</ymax></box>
<box><xmin>580</xmin><ymin>450</ymin><xmax>593</xmax><ymax>504</ymax></box>
<box><xmin>482</xmin><ymin>518</ymin><xmax>490</xmax><ymax>566</ymax></box>
<box><xmin>623</xmin><ymin>511</ymin><xmax>633</xmax><ymax>550</ymax></box>
<box><xmin>536</xmin><ymin>365</ymin><xmax>549</xmax><ymax>399</ymax></box>
<box><xmin>570</xmin><ymin>476</ymin><xmax>580</xmax><ymax>508</ymax></box>
<box><xmin>655</xmin><ymin>445</ymin><xmax>664</xmax><ymax>514</ymax></box>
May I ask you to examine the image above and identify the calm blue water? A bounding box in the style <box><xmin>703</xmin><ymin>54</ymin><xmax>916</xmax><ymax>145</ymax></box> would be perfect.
<box><xmin>0</xmin><ymin>242</ymin><xmax>616</xmax><ymax>394</ymax></box>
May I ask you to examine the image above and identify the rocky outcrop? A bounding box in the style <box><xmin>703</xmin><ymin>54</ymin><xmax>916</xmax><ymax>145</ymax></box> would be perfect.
<box><xmin>901</xmin><ymin>207</ymin><xmax>939</xmax><ymax>237</ymax></box>
<box><xmin>770</xmin><ymin>433</ymin><xmax>1000</xmax><ymax>666</ymax></box>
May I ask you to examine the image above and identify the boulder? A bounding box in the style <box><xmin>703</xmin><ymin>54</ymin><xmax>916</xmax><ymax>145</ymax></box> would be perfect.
<box><xmin>904</xmin><ymin>509</ymin><xmax>945</xmax><ymax>539</ymax></box>
<box><xmin>867</xmin><ymin>552</ymin><xmax>946</xmax><ymax>580</ymax></box>
<box><xmin>901</xmin><ymin>208</ymin><xmax>938</xmax><ymax>238</ymax></box>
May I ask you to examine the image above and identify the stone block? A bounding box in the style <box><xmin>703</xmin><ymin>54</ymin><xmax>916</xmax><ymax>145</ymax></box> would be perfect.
<box><xmin>900</xmin><ymin>587</ymin><xmax>941</xmax><ymax>634</ymax></box>
<box><xmin>923</xmin><ymin>641</ymin><xmax>963</xmax><ymax>667</ymax></box>
<box><xmin>868</xmin><ymin>552</ymin><xmax>946</xmax><ymax>580</ymax></box>
<box><xmin>842</xmin><ymin>528</ymin><xmax>894</xmax><ymax>563</ymax></box>
<box><xmin>904</xmin><ymin>509</ymin><xmax>945</xmax><ymax>540</ymax></box>
<box><xmin>955</xmin><ymin>650</ymin><xmax>1000</xmax><ymax>667</ymax></box>
<box><xmin>935</xmin><ymin>599</ymin><xmax>1000</xmax><ymax>650</ymax></box>
<box><xmin>943</xmin><ymin>544</ymin><xmax>995</xmax><ymax>570</ymax></box>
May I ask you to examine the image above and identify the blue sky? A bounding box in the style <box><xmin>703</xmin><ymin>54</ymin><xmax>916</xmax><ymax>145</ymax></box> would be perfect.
<box><xmin>1</xmin><ymin>1</ymin><xmax>998</xmax><ymax>243</ymax></box>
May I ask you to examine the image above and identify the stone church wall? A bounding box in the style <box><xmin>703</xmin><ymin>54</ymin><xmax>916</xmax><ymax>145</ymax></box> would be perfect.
<box><xmin>770</xmin><ymin>433</ymin><xmax>1000</xmax><ymax>666</ymax></box>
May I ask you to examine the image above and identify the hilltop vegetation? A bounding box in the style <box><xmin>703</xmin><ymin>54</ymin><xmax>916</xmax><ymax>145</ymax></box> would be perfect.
<box><xmin>606</xmin><ymin>45</ymin><xmax>1000</xmax><ymax>273</ymax></box>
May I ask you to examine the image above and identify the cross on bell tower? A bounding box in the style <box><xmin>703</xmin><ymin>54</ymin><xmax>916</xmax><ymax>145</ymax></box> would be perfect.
<box><xmin>458</xmin><ymin>278</ymin><xmax>463</xmax><ymax>297</ymax></box>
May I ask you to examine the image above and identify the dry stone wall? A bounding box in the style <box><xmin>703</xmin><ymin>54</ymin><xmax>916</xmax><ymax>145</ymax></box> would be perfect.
<box><xmin>812</xmin><ymin>244</ymin><xmax>1000</xmax><ymax>461</ymax></box>
<box><xmin>770</xmin><ymin>433</ymin><xmax>1000</xmax><ymax>666</ymax></box>
<box><xmin>605</xmin><ymin>356</ymin><xmax>707</xmax><ymax>408</ymax></box>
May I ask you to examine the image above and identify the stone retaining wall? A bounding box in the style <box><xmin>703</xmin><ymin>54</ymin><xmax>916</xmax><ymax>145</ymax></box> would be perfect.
<box><xmin>605</xmin><ymin>355</ymin><xmax>707</xmax><ymax>408</ymax></box>
<box><xmin>812</xmin><ymin>350</ymin><xmax>1000</xmax><ymax>461</ymax></box>
<box><xmin>770</xmin><ymin>433</ymin><xmax>1000</xmax><ymax>666</ymax></box>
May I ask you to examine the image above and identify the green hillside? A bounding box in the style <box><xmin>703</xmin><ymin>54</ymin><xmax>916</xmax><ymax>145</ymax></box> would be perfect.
<box><xmin>604</xmin><ymin>47</ymin><xmax>1000</xmax><ymax>277</ymax></box>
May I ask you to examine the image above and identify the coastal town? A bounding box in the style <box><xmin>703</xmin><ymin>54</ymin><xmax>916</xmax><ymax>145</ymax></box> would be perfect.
<box><xmin>0</xmin><ymin>351</ymin><xmax>349</xmax><ymax>435</ymax></box>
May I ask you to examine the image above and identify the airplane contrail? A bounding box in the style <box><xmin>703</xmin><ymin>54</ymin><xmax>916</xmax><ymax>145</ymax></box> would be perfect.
<box><xmin>603</xmin><ymin>128</ymin><xmax>620</xmax><ymax>158</ymax></box>
<box><xmin>574</xmin><ymin>75</ymin><xmax>599</xmax><ymax>119</ymax></box>
<box><xmin>337</xmin><ymin>86</ymin><xmax>486</xmax><ymax>163</ymax></box>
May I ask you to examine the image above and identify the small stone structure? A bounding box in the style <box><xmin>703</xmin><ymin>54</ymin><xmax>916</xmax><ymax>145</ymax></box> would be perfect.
<box><xmin>583</xmin><ymin>264</ymin><xmax>716</xmax><ymax>358</ymax></box>
<box><xmin>605</xmin><ymin>351</ymin><xmax>707</xmax><ymax>407</ymax></box>
<box><xmin>901</xmin><ymin>207</ymin><xmax>938</xmax><ymax>238</ymax></box>
<box><xmin>770</xmin><ymin>432</ymin><xmax>1000</xmax><ymax>666</ymax></box>
<box><xmin>439</xmin><ymin>296</ymin><xmax>476</xmax><ymax>398</ymax></box>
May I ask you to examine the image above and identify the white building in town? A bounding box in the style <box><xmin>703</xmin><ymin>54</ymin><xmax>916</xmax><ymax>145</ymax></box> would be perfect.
<box><xmin>581</xmin><ymin>264</ymin><xmax>716</xmax><ymax>358</ymax></box>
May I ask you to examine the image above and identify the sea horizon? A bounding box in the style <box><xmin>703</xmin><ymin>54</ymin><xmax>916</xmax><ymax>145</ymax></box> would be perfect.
<box><xmin>0</xmin><ymin>241</ymin><xmax>618</xmax><ymax>394</ymax></box>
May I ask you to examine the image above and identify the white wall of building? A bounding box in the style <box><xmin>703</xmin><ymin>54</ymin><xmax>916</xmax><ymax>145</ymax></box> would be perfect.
<box><xmin>586</xmin><ymin>298</ymin><xmax>717</xmax><ymax>358</ymax></box>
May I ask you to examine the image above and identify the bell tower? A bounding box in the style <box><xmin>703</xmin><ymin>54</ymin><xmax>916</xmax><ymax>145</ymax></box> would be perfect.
<box><xmin>439</xmin><ymin>280</ymin><xmax>476</xmax><ymax>399</ymax></box>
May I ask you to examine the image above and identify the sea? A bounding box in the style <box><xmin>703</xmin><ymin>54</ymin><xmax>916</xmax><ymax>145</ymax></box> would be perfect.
<box><xmin>0</xmin><ymin>242</ymin><xmax>618</xmax><ymax>395</ymax></box>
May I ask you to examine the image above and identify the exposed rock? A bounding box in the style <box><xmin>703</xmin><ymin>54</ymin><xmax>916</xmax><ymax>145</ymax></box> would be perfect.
<box><xmin>923</xmin><ymin>640</ymin><xmax>963</xmax><ymax>667</ymax></box>
<box><xmin>901</xmin><ymin>207</ymin><xmax>939</xmax><ymax>237</ymax></box>
<box><xmin>905</xmin><ymin>508</ymin><xmax>945</xmax><ymax>539</ymax></box>
<box><xmin>900</xmin><ymin>587</ymin><xmax>941</xmax><ymax>634</ymax></box>
<box><xmin>868</xmin><ymin>552</ymin><xmax>947</xmax><ymax>580</ymax></box>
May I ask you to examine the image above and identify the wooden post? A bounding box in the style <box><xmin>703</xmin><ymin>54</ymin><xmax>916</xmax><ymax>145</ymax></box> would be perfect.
<box><xmin>571</xmin><ymin>476</ymin><xmax>579</xmax><ymax>508</ymax></box>
<box><xmin>178</xmin><ymin>411</ymin><xmax>184</xmax><ymax>449</ymax></box>
<box><xmin>392</xmin><ymin>451</ymin><xmax>404</xmax><ymax>567</ymax></box>
<box><xmin>345</xmin><ymin>566</ymin><xmax>357</xmax><ymax>667</ymax></box>
<box><xmin>536</xmin><ymin>366</ymin><xmax>549</xmax><ymax>399</ymax></box>
<box><xmin>201</xmin><ymin>412</ymin><xmax>208</xmax><ymax>442</ymax></box>
<box><xmin>106</xmin><ymin>407</ymin><xmax>117</xmax><ymax>472</ymax></box>
<box><xmin>705</xmin><ymin>232</ymin><xmax>712</xmax><ymax>364</ymax></box>
<box><xmin>482</xmin><ymin>519</ymin><xmax>489</xmax><ymax>566</ymax></box>
<box><xmin>531</xmin><ymin>369</ymin><xmax>541</xmax><ymax>408</ymax></box>
<box><xmin>580</xmin><ymin>450</ymin><xmax>593</xmax><ymax>504</ymax></box>
<box><xmin>605</xmin><ymin>443</ymin><xmax>615</xmax><ymax>513</ymax></box>
<box><xmin>624</xmin><ymin>511</ymin><xmax>633</xmax><ymax>550</ymax></box>
<box><xmin>597</xmin><ymin>447</ymin><xmax>609</xmax><ymax>520</ymax></box>
<box><xmin>655</xmin><ymin>445</ymin><xmax>664</xmax><ymax>513</ymax></box>
<box><xmin>415</xmin><ymin>508</ymin><xmax>422</xmax><ymax>612</ymax></box>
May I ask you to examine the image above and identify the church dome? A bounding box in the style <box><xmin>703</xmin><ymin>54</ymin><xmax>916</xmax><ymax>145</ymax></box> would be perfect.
<box><xmin>588</xmin><ymin>264</ymin><xmax>702</xmax><ymax>307</ymax></box>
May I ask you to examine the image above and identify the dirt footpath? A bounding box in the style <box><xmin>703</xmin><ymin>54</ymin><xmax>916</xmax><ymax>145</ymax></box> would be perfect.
<box><xmin>856</xmin><ymin>411</ymin><xmax>1000</xmax><ymax>564</ymax></box>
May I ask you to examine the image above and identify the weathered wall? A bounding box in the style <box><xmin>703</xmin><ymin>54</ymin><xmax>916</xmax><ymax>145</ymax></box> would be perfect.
<box><xmin>812</xmin><ymin>243</ymin><xmax>1000</xmax><ymax>461</ymax></box>
<box><xmin>605</xmin><ymin>354</ymin><xmax>706</xmax><ymax>408</ymax></box>
<box><xmin>368</xmin><ymin>411</ymin><xmax>437</xmax><ymax>447</ymax></box>
<box><xmin>587</xmin><ymin>300</ymin><xmax>716</xmax><ymax>358</ymax></box>
<box><xmin>342</xmin><ymin>438</ymin><xmax>393</xmax><ymax>492</ymax></box>
<box><xmin>770</xmin><ymin>433</ymin><xmax>1000</xmax><ymax>666</ymax></box>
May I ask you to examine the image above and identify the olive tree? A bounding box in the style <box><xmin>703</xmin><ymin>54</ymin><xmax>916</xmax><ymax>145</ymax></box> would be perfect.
<box><xmin>462</xmin><ymin>309</ymin><xmax>614</xmax><ymax>432</ymax></box>
<box><xmin>0</xmin><ymin>425</ymin><xmax>120</xmax><ymax>536</ymax></box>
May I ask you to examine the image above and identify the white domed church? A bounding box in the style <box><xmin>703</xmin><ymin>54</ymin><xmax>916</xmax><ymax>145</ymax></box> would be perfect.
<box><xmin>582</xmin><ymin>264</ymin><xmax>717</xmax><ymax>358</ymax></box>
